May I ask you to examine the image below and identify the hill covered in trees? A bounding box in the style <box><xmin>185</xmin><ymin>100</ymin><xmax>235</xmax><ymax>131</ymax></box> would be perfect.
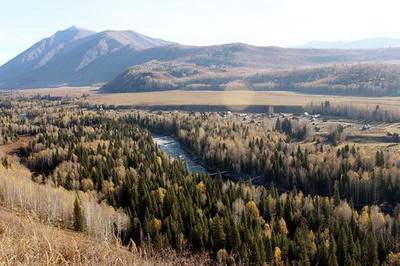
<box><xmin>101</xmin><ymin>62</ymin><xmax>400</xmax><ymax>96</ymax></box>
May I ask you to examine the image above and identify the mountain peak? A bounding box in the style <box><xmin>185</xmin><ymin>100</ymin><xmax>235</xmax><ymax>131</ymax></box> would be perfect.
<box><xmin>0</xmin><ymin>26</ymin><xmax>175</xmax><ymax>88</ymax></box>
<box><xmin>64</xmin><ymin>25</ymin><xmax>91</xmax><ymax>32</ymax></box>
<box><xmin>67</xmin><ymin>25</ymin><xmax>79</xmax><ymax>30</ymax></box>
<box><xmin>52</xmin><ymin>26</ymin><xmax>94</xmax><ymax>40</ymax></box>
<box><xmin>96</xmin><ymin>29</ymin><xmax>174</xmax><ymax>49</ymax></box>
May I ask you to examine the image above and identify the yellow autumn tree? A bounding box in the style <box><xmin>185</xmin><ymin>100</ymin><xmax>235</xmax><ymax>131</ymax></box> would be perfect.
<box><xmin>245</xmin><ymin>200</ymin><xmax>260</xmax><ymax>221</ymax></box>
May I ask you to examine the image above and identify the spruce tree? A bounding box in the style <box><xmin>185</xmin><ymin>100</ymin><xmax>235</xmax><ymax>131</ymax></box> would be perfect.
<box><xmin>73</xmin><ymin>195</ymin><xmax>85</xmax><ymax>232</ymax></box>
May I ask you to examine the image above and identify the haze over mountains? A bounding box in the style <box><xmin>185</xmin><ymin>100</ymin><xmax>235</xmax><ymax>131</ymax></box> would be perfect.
<box><xmin>298</xmin><ymin>37</ymin><xmax>400</xmax><ymax>49</ymax></box>
<box><xmin>2</xmin><ymin>26</ymin><xmax>400</xmax><ymax>92</ymax></box>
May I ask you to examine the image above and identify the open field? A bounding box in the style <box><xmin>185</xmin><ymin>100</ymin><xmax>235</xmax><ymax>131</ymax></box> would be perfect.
<box><xmin>10</xmin><ymin>86</ymin><xmax>97</xmax><ymax>98</ymax></box>
<box><xmin>16</xmin><ymin>88</ymin><xmax>400</xmax><ymax>110</ymax></box>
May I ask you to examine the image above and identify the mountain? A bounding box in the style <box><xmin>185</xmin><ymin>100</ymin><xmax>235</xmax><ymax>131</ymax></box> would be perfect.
<box><xmin>0</xmin><ymin>26</ymin><xmax>174</xmax><ymax>88</ymax></box>
<box><xmin>4</xmin><ymin>27</ymin><xmax>400</xmax><ymax>89</ymax></box>
<box><xmin>299</xmin><ymin>37</ymin><xmax>400</xmax><ymax>49</ymax></box>
<box><xmin>102</xmin><ymin>61</ymin><xmax>400</xmax><ymax>97</ymax></box>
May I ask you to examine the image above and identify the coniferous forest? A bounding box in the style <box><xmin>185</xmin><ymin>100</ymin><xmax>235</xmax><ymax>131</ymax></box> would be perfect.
<box><xmin>2</xmin><ymin>97</ymin><xmax>400</xmax><ymax>265</ymax></box>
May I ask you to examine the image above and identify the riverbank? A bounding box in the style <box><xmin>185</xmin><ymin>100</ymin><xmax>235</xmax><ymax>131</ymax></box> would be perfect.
<box><xmin>152</xmin><ymin>135</ymin><xmax>207</xmax><ymax>174</ymax></box>
<box><xmin>152</xmin><ymin>134</ymin><xmax>255</xmax><ymax>182</ymax></box>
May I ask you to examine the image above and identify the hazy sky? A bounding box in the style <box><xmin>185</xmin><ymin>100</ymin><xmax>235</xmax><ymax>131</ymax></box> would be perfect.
<box><xmin>1</xmin><ymin>0</ymin><xmax>400</xmax><ymax>65</ymax></box>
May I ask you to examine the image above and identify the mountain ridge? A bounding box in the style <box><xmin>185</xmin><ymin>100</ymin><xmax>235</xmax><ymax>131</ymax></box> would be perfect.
<box><xmin>3</xmin><ymin>27</ymin><xmax>400</xmax><ymax>89</ymax></box>
<box><xmin>0</xmin><ymin>26</ymin><xmax>174</xmax><ymax>88</ymax></box>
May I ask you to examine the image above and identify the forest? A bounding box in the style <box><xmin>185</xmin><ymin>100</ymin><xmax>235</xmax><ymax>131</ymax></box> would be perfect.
<box><xmin>131</xmin><ymin>111</ymin><xmax>400</xmax><ymax>208</ymax></box>
<box><xmin>1</xmin><ymin>97</ymin><xmax>400</xmax><ymax>265</ymax></box>
<box><xmin>305</xmin><ymin>101</ymin><xmax>400</xmax><ymax>123</ymax></box>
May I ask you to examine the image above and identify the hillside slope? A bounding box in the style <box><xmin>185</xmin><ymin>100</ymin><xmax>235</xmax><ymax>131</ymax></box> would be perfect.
<box><xmin>102</xmin><ymin>62</ymin><xmax>400</xmax><ymax>97</ymax></box>
<box><xmin>0</xmin><ymin>206</ymin><xmax>139</xmax><ymax>265</ymax></box>
<box><xmin>0</xmin><ymin>150</ymin><xmax>210</xmax><ymax>265</ymax></box>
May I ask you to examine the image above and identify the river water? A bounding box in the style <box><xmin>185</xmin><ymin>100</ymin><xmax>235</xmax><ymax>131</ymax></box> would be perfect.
<box><xmin>152</xmin><ymin>135</ymin><xmax>207</xmax><ymax>174</ymax></box>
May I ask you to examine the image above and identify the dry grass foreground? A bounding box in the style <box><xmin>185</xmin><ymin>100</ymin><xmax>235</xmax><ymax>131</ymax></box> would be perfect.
<box><xmin>0</xmin><ymin>205</ymin><xmax>211</xmax><ymax>265</ymax></box>
<box><xmin>0</xmin><ymin>206</ymin><xmax>140</xmax><ymax>265</ymax></box>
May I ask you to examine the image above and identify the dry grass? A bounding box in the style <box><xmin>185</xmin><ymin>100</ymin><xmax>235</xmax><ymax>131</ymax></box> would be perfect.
<box><xmin>0</xmin><ymin>152</ymin><xmax>141</xmax><ymax>264</ymax></box>
<box><xmin>0</xmin><ymin>160</ymin><xmax>129</xmax><ymax>242</ymax></box>
<box><xmin>0</xmin><ymin>206</ymin><xmax>145</xmax><ymax>265</ymax></box>
<box><xmin>16</xmin><ymin>88</ymin><xmax>400</xmax><ymax>110</ymax></box>
<box><xmin>12</xmin><ymin>86</ymin><xmax>97</xmax><ymax>98</ymax></box>
<box><xmin>88</xmin><ymin>90</ymin><xmax>400</xmax><ymax>109</ymax></box>
<box><xmin>0</xmin><ymin>205</ymin><xmax>211</xmax><ymax>265</ymax></box>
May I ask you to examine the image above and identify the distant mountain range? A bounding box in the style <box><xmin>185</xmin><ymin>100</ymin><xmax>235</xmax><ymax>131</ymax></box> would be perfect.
<box><xmin>2</xmin><ymin>27</ymin><xmax>400</xmax><ymax>90</ymax></box>
<box><xmin>298</xmin><ymin>37</ymin><xmax>400</xmax><ymax>49</ymax></box>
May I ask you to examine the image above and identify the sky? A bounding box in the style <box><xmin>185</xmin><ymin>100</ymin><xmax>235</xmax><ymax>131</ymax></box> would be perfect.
<box><xmin>1</xmin><ymin>0</ymin><xmax>400</xmax><ymax>65</ymax></box>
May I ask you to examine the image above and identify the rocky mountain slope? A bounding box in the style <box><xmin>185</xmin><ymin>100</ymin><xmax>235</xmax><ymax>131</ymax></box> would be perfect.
<box><xmin>0</xmin><ymin>26</ymin><xmax>173</xmax><ymax>88</ymax></box>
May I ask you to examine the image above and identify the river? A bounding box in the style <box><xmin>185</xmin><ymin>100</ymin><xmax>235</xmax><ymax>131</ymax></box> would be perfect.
<box><xmin>152</xmin><ymin>135</ymin><xmax>207</xmax><ymax>174</ymax></box>
<box><xmin>153</xmin><ymin>135</ymin><xmax>266</xmax><ymax>185</ymax></box>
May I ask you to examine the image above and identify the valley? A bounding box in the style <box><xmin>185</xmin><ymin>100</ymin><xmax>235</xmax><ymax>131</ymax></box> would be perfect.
<box><xmin>1</xmin><ymin>93</ymin><xmax>400</xmax><ymax>264</ymax></box>
<box><xmin>2</xmin><ymin>21</ymin><xmax>400</xmax><ymax>265</ymax></box>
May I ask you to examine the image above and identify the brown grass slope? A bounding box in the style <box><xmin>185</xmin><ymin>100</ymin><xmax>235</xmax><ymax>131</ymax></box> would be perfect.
<box><xmin>0</xmin><ymin>206</ymin><xmax>140</xmax><ymax>265</ymax></box>
<box><xmin>0</xmin><ymin>205</ymin><xmax>212</xmax><ymax>265</ymax></box>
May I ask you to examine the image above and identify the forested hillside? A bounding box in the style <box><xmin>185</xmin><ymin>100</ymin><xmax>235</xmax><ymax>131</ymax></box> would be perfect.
<box><xmin>102</xmin><ymin>62</ymin><xmax>400</xmax><ymax>97</ymax></box>
<box><xmin>249</xmin><ymin>64</ymin><xmax>400</xmax><ymax>96</ymax></box>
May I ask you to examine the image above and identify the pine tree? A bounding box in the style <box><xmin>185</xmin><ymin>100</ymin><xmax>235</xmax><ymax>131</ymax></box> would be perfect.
<box><xmin>212</xmin><ymin>216</ymin><xmax>226</xmax><ymax>250</ymax></box>
<box><xmin>329</xmin><ymin>236</ymin><xmax>339</xmax><ymax>266</ymax></box>
<box><xmin>73</xmin><ymin>195</ymin><xmax>85</xmax><ymax>232</ymax></box>
<box><xmin>367</xmin><ymin>233</ymin><xmax>379</xmax><ymax>266</ymax></box>
<box><xmin>333</xmin><ymin>181</ymin><xmax>340</xmax><ymax>206</ymax></box>
<box><xmin>275</xmin><ymin>118</ymin><xmax>281</xmax><ymax>131</ymax></box>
